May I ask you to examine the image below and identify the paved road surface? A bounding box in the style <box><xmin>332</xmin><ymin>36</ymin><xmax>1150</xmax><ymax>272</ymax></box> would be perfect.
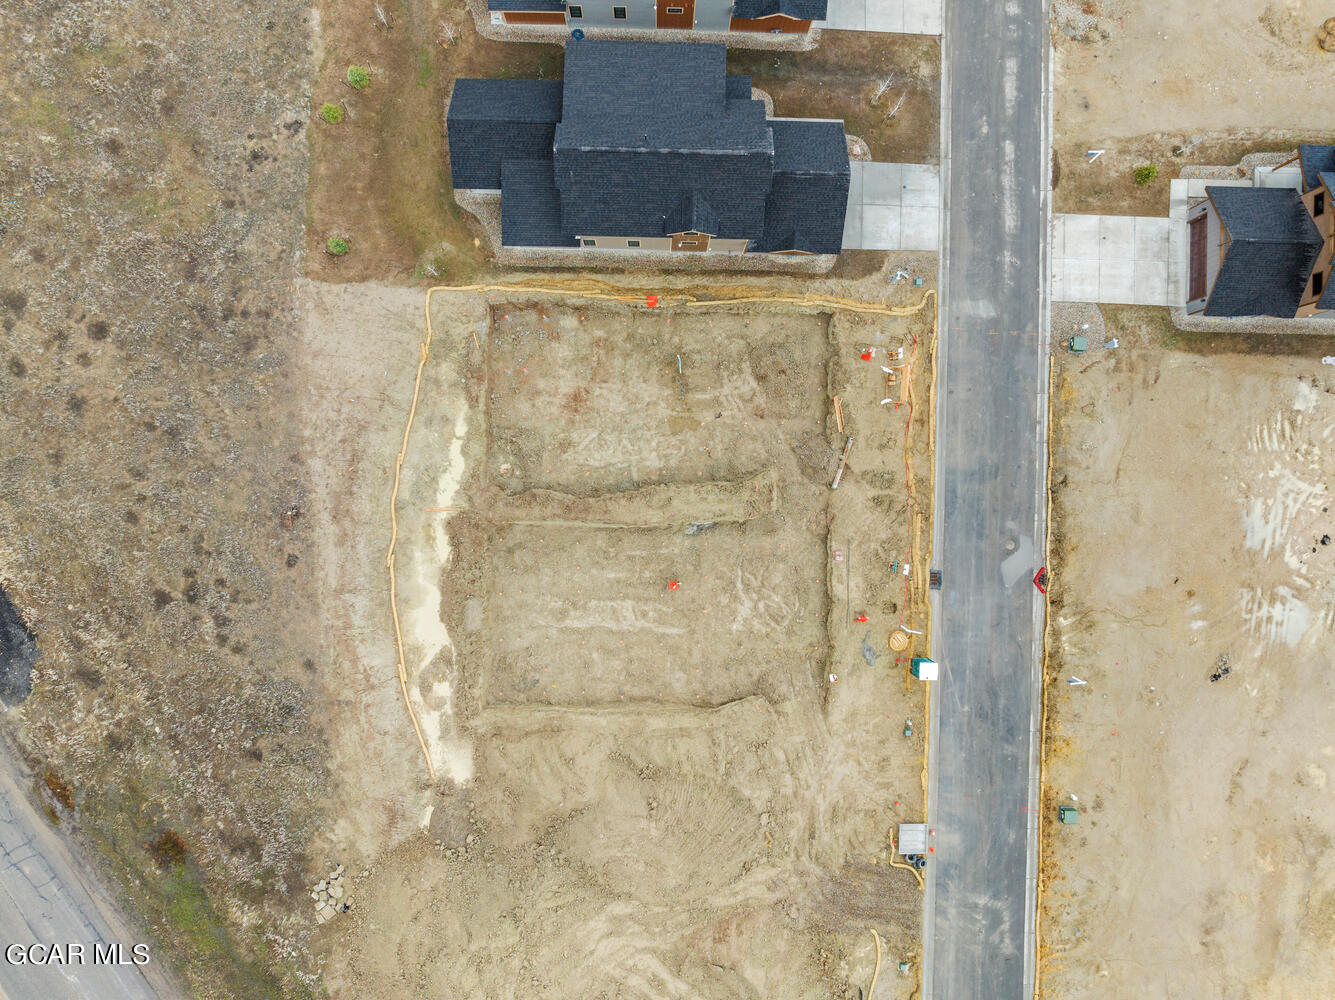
<box><xmin>924</xmin><ymin>0</ymin><xmax>1050</xmax><ymax>996</ymax></box>
<box><xmin>0</xmin><ymin>753</ymin><xmax>167</xmax><ymax>1000</ymax></box>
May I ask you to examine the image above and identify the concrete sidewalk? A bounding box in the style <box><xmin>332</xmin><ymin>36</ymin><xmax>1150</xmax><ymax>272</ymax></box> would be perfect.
<box><xmin>842</xmin><ymin>161</ymin><xmax>940</xmax><ymax>251</ymax></box>
<box><xmin>1051</xmin><ymin>214</ymin><xmax>1185</xmax><ymax>306</ymax></box>
<box><xmin>819</xmin><ymin>0</ymin><xmax>940</xmax><ymax>35</ymax></box>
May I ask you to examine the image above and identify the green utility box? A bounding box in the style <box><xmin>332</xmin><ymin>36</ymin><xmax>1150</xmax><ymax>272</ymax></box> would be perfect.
<box><xmin>910</xmin><ymin>657</ymin><xmax>938</xmax><ymax>681</ymax></box>
<box><xmin>1058</xmin><ymin>805</ymin><xmax>1079</xmax><ymax>825</ymax></box>
<box><xmin>1068</xmin><ymin>335</ymin><xmax>1088</xmax><ymax>354</ymax></box>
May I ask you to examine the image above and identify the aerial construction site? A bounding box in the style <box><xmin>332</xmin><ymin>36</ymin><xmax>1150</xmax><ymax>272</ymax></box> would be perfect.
<box><xmin>292</xmin><ymin>278</ymin><xmax>939</xmax><ymax>998</ymax></box>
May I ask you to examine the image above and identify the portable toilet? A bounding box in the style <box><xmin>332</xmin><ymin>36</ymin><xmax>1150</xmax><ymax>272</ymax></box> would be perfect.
<box><xmin>911</xmin><ymin>657</ymin><xmax>938</xmax><ymax>680</ymax></box>
<box><xmin>1058</xmin><ymin>805</ymin><xmax>1078</xmax><ymax>825</ymax></box>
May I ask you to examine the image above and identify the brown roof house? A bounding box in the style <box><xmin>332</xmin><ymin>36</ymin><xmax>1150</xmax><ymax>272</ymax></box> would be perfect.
<box><xmin>1186</xmin><ymin>145</ymin><xmax>1335</xmax><ymax>317</ymax></box>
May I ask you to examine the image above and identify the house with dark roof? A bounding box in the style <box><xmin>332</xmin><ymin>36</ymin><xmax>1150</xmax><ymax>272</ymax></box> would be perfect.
<box><xmin>485</xmin><ymin>0</ymin><xmax>825</xmax><ymax>35</ymax></box>
<box><xmin>447</xmin><ymin>40</ymin><xmax>850</xmax><ymax>257</ymax></box>
<box><xmin>1187</xmin><ymin>145</ymin><xmax>1335</xmax><ymax>317</ymax></box>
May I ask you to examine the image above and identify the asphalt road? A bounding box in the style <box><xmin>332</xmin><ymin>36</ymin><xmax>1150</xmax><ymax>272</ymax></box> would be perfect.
<box><xmin>0</xmin><ymin>753</ymin><xmax>167</xmax><ymax>1000</ymax></box>
<box><xmin>923</xmin><ymin>0</ymin><xmax>1051</xmax><ymax>996</ymax></box>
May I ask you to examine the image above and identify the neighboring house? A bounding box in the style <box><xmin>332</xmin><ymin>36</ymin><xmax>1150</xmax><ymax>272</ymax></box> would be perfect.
<box><xmin>447</xmin><ymin>40</ymin><xmax>850</xmax><ymax>257</ymax></box>
<box><xmin>486</xmin><ymin>0</ymin><xmax>825</xmax><ymax>35</ymax></box>
<box><xmin>1186</xmin><ymin>144</ymin><xmax>1335</xmax><ymax>317</ymax></box>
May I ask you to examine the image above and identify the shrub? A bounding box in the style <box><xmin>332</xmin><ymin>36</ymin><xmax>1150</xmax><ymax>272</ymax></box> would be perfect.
<box><xmin>1133</xmin><ymin>163</ymin><xmax>1158</xmax><ymax>186</ymax></box>
<box><xmin>326</xmin><ymin>236</ymin><xmax>350</xmax><ymax>257</ymax></box>
<box><xmin>319</xmin><ymin>103</ymin><xmax>344</xmax><ymax>125</ymax></box>
<box><xmin>347</xmin><ymin>65</ymin><xmax>370</xmax><ymax>90</ymax></box>
<box><xmin>147</xmin><ymin>829</ymin><xmax>188</xmax><ymax>868</ymax></box>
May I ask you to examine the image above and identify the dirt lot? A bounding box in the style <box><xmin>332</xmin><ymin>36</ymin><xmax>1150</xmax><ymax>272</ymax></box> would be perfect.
<box><xmin>299</xmin><ymin>287</ymin><xmax>937</xmax><ymax>999</ymax></box>
<box><xmin>1051</xmin><ymin>0</ymin><xmax>1335</xmax><ymax>214</ymax></box>
<box><xmin>1040</xmin><ymin>308</ymin><xmax>1335</xmax><ymax>999</ymax></box>
<box><xmin>728</xmin><ymin>32</ymin><xmax>940</xmax><ymax>163</ymax></box>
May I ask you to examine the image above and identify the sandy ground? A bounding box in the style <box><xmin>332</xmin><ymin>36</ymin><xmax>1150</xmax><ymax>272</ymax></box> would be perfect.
<box><xmin>1051</xmin><ymin>0</ymin><xmax>1335</xmax><ymax>213</ymax></box>
<box><xmin>298</xmin><ymin>282</ymin><xmax>937</xmax><ymax>999</ymax></box>
<box><xmin>1039</xmin><ymin>310</ymin><xmax>1335</xmax><ymax>999</ymax></box>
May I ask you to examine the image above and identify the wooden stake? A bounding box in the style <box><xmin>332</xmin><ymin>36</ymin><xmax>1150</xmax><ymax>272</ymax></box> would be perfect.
<box><xmin>834</xmin><ymin>395</ymin><xmax>845</xmax><ymax>433</ymax></box>
<box><xmin>831</xmin><ymin>436</ymin><xmax>853</xmax><ymax>489</ymax></box>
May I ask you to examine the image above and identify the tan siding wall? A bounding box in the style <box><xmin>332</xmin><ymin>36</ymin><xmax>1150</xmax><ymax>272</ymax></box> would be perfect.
<box><xmin>729</xmin><ymin>14</ymin><xmax>812</xmax><ymax>31</ymax></box>
<box><xmin>576</xmin><ymin>236</ymin><xmax>749</xmax><ymax>252</ymax></box>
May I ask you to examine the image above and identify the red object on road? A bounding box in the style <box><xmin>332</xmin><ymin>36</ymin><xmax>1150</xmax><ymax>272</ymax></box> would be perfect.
<box><xmin>668</xmin><ymin>580</ymin><xmax>679</xmax><ymax>591</ymax></box>
<box><xmin>646</xmin><ymin>294</ymin><xmax>659</xmax><ymax>308</ymax></box>
<box><xmin>855</xmin><ymin>614</ymin><xmax>869</xmax><ymax>623</ymax></box>
<box><xmin>860</xmin><ymin>351</ymin><xmax>873</xmax><ymax>361</ymax></box>
<box><xmin>1034</xmin><ymin>567</ymin><xmax>1048</xmax><ymax>594</ymax></box>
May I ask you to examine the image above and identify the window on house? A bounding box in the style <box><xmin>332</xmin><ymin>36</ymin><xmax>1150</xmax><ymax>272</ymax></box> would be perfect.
<box><xmin>679</xmin><ymin>240</ymin><xmax>698</xmax><ymax>246</ymax></box>
<box><xmin>666</xmin><ymin>5</ymin><xmax>684</xmax><ymax>11</ymax></box>
<box><xmin>683</xmin><ymin>231</ymin><xmax>698</xmax><ymax>237</ymax></box>
<box><xmin>1316</xmin><ymin>191</ymin><xmax>1326</xmax><ymax>216</ymax></box>
<box><xmin>627</xmin><ymin>239</ymin><xmax>641</xmax><ymax>248</ymax></box>
<box><xmin>581</xmin><ymin>238</ymin><xmax>597</xmax><ymax>247</ymax></box>
<box><xmin>612</xmin><ymin>5</ymin><xmax>627</xmax><ymax>16</ymax></box>
<box><xmin>568</xmin><ymin>3</ymin><xmax>583</xmax><ymax>15</ymax></box>
<box><xmin>1315</xmin><ymin>270</ymin><xmax>1326</xmax><ymax>298</ymax></box>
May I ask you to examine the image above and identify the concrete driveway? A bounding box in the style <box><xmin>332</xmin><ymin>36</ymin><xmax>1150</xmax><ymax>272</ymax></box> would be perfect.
<box><xmin>819</xmin><ymin>0</ymin><xmax>941</xmax><ymax>34</ymax></box>
<box><xmin>1051</xmin><ymin>214</ymin><xmax>1185</xmax><ymax>306</ymax></box>
<box><xmin>842</xmin><ymin>161</ymin><xmax>940</xmax><ymax>251</ymax></box>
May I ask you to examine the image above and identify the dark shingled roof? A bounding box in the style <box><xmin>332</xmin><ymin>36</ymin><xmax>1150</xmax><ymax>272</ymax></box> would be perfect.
<box><xmin>1298</xmin><ymin>145</ymin><xmax>1335</xmax><ymax>192</ymax></box>
<box><xmin>1205</xmin><ymin>186</ymin><xmax>1322</xmax><ymax>318</ymax></box>
<box><xmin>500</xmin><ymin>160</ymin><xmax>571</xmax><ymax>247</ymax></box>
<box><xmin>447</xmin><ymin>80</ymin><xmax>563</xmax><ymax>189</ymax></box>
<box><xmin>725</xmin><ymin>74</ymin><xmax>752</xmax><ymax>100</ymax></box>
<box><xmin>1320</xmin><ymin>171</ymin><xmax>1335</xmax><ymax>197</ymax></box>
<box><xmin>755</xmin><ymin>120</ymin><xmax>849</xmax><ymax>254</ymax></box>
<box><xmin>446</xmin><ymin>40</ymin><xmax>847</xmax><ymax>253</ymax></box>
<box><xmin>554</xmin><ymin>41</ymin><xmax>774</xmax><ymax>240</ymax></box>
<box><xmin>664</xmin><ymin>191</ymin><xmax>720</xmax><ymax>236</ymax></box>
<box><xmin>1320</xmin><ymin>277</ymin><xmax>1335</xmax><ymax>312</ymax></box>
<box><xmin>556</xmin><ymin>42</ymin><xmax>771</xmax><ymax>154</ymax></box>
<box><xmin>732</xmin><ymin>0</ymin><xmax>827</xmax><ymax>19</ymax></box>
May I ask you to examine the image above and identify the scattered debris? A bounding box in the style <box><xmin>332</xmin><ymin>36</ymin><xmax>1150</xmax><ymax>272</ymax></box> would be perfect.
<box><xmin>685</xmin><ymin>521</ymin><xmax>716</xmax><ymax>536</ymax></box>
<box><xmin>831</xmin><ymin>436</ymin><xmax>854</xmax><ymax>489</ymax></box>
<box><xmin>310</xmin><ymin>864</ymin><xmax>353</xmax><ymax>924</ymax></box>
<box><xmin>1209</xmin><ymin>653</ymin><xmax>1231</xmax><ymax>683</ymax></box>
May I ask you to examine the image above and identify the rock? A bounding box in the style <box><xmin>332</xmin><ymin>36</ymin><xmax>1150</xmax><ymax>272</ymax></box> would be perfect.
<box><xmin>331</xmin><ymin>886</ymin><xmax>344</xmax><ymax>900</ymax></box>
<box><xmin>316</xmin><ymin>880</ymin><xmax>326</xmax><ymax>891</ymax></box>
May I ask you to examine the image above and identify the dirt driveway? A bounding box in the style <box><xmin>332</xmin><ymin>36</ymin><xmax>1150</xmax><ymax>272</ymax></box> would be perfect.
<box><xmin>1040</xmin><ymin>308</ymin><xmax>1335</xmax><ymax>999</ymax></box>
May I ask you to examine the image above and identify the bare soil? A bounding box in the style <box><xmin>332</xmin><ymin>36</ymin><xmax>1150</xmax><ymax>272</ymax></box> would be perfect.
<box><xmin>1039</xmin><ymin>307</ymin><xmax>1335</xmax><ymax>999</ymax></box>
<box><xmin>1052</xmin><ymin>0</ymin><xmax>1335</xmax><ymax>214</ymax></box>
<box><xmin>307</xmin><ymin>0</ymin><xmax>563</xmax><ymax>284</ymax></box>
<box><xmin>305</xmin><ymin>289</ymin><xmax>937</xmax><ymax>1000</ymax></box>
<box><xmin>728</xmin><ymin>32</ymin><xmax>941</xmax><ymax>163</ymax></box>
